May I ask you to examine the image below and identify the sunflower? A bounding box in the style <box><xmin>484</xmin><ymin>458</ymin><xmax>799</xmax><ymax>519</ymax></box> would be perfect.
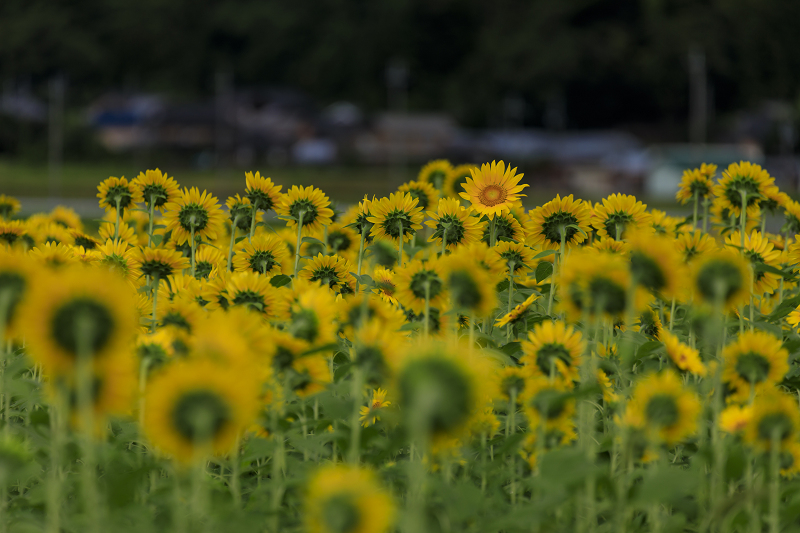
<box><xmin>480</xmin><ymin>210</ymin><xmax>524</xmax><ymax>245</ymax></box>
<box><xmin>190</xmin><ymin>246</ymin><xmax>225</xmax><ymax>280</ymax></box>
<box><xmin>627</xmin><ymin>230</ymin><xmax>685</xmax><ymax>299</ymax></box>
<box><xmin>226</xmin><ymin>194</ymin><xmax>253</xmax><ymax>233</ymax></box>
<box><xmin>624</xmin><ymin>371</ymin><xmax>701</xmax><ymax>445</ymax></box>
<box><xmin>398</xmin><ymin>180</ymin><xmax>439</xmax><ymax>212</ymax></box>
<box><xmin>98</xmin><ymin>218</ymin><xmax>137</xmax><ymax>246</ymax></box>
<box><xmin>157</xmin><ymin>298</ymin><xmax>204</xmax><ymax>334</ymax></box>
<box><xmin>437</xmin><ymin>255</ymin><xmax>498</xmax><ymax>317</ymax></box>
<box><xmin>360</xmin><ymin>388</ymin><xmax>392</xmax><ymax>427</ymax></box>
<box><xmin>132</xmin><ymin>168</ymin><xmax>180</xmax><ymax>211</ymax></box>
<box><xmin>394</xmin><ymin>259</ymin><xmax>448</xmax><ymax>314</ymax></box>
<box><xmin>597</xmin><ymin>369</ymin><xmax>619</xmax><ymax>404</ymax></box>
<box><xmin>491</xmin><ymin>241</ymin><xmax>535</xmax><ymax>277</ymax></box>
<box><xmin>496</xmin><ymin>366</ymin><xmax>529</xmax><ymax>403</ymax></box>
<box><xmin>371</xmin><ymin>266</ymin><xmax>397</xmax><ymax>304</ymax></box>
<box><xmin>300</xmin><ymin>254</ymin><xmax>355</xmax><ymax>294</ymax></box>
<box><xmin>459</xmin><ymin>161</ymin><xmax>527</xmax><ymax>219</ymax></box>
<box><xmin>352</xmin><ymin>319</ymin><xmax>405</xmax><ymax>380</ymax></box>
<box><xmin>28</xmin><ymin>242</ymin><xmax>79</xmax><ymax>269</ymax></box>
<box><xmin>394</xmin><ymin>339</ymin><xmax>497</xmax><ymax>443</ymax></box>
<box><xmin>96</xmin><ymin>176</ymin><xmax>143</xmax><ymax>212</ymax></box>
<box><xmin>720</xmin><ymin>405</ymin><xmax>753</xmax><ymax>434</ymax></box>
<box><xmin>338</xmin><ymin>295</ymin><xmax>406</xmax><ymax>339</ymax></box>
<box><xmin>288</xmin><ymin>284</ymin><xmax>339</xmax><ymax>345</ymax></box>
<box><xmin>324</xmin><ymin>223</ymin><xmax>360</xmax><ymax>260</ymax></box>
<box><xmin>712</xmin><ymin>161</ymin><xmax>774</xmax><ymax>217</ymax></box>
<box><xmin>28</xmin><ymin>222</ymin><xmax>74</xmax><ymax>246</ymax></box>
<box><xmin>68</xmin><ymin>229</ymin><xmax>99</xmax><ymax>251</ymax></box>
<box><xmin>418</xmin><ymin>159</ymin><xmax>453</xmax><ymax>191</ymax></box>
<box><xmin>90</xmin><ymin>239</ymin><xmax>143</xmax><ymax>287</ymax></box>
<box><xmin>443</xmin><ymin>164</ymin><xmax>476</xmax><ymax>198</ymax></box>
<box><xmin>782</xmin><ymin>200</ymin><xmax>800</xmax><ymax>236</ymax></box>
<box><xmin>520</xmin><ymin>321</ymin><xmax>585</xmax><ymax>382</ymax></box>
<box><xmin>495</xmin><ymin>293</ymin><xmax>539</xmax><ymax>328</ymax></box>
<box><xmin>648</xmin><ymin>209</ymin><xmax>684</xmax><ymax>236</ymax></box>
<box><xmin>780</xmin><ymin>443</ymin><xmax>800</xmax><ymax>478</ymax></box>
<box><xmin>225</xmin><ymin>271</ymin><xmax>290</xmax><ymax>319</ymax></box>
<box><xmin>527</xmin><ymin>195</ymin><xmax>592</xmax><ymax>250</ymax></box>
<box><xmin>135</xmin><ymin>247</ymin><xmax>190</xmax><ymax>280</ymax></box>
<box><xmin>289</xmin><ymin>354</ymin><xmax>331</xmax><ymax>398</ymax></box>
<box><xmin>725</xmin><ymin>230</ymin><xmax>782</xmax><ymax>296</ymax></box>
<box><xmin>18</xmin><ymin>266</ymin><xmax>138</xmax><ymax>376</ymax></box>
<box><xmin>0</xmin><ymin>195</ymin><xmax>20</xmax><ymax>219</ymax></box>
<box><xmin>676</xmin><ymin>165</ymin><xmax>715</xmax><ymax>205</ymax></box>
<box><xmin>144</xmin><ymin>359</ymin><xmax>259</xmax><ymax>462</ymax></box>
<box><xmin>592</xmin><ymin>194</ymin><xmax>652</xmax><ymax>240</ymax></box>
<box><xmin>0</xmin><ymin>251</ymin><xmax>41</xmax><ymax>340</ymax></box>
<box><xmin>710</xmin><ymin>200</ymin><xmax>761</xmax><ymax>237</ymax></box>
<box><xmin>744</xmin><ymin>387</ymin><xmax>800</xmax><ymax>451</ymax></box>
<box><xmin>659</xmin><ymin>330</ymin><xmax>706</xmax><ymax>376</ymax></box>
<box><xmin>260</xmin><ymin>327</ymin><xmax>311</xmax><ymax>374</ymax></box>
<box><xmin>305</xmin><ymin>465</ymin><xmax>396</xmax><ymax>533</ymax></box>
<box><xmin>135</xmin><ymin>329</ymin><xmax>177</xmax><ymax>368</ymax></box>
<box><xmin>48</xmin><ymin>205</ymin><xmax>82</xmax><ymax>230</ymax></box>
<box><xmin>367</xmin><ymin>192</ymin><xmax>424</xmax><ymax>244</ymax></box>
<box><xmin>232</xmin><ymin>234</ymin><xmax>290</xmax><ymax>277</ymax></box>
<box><xmin>276</xmin><ymin>185</ymin><xmax>334</xmax><ymax>236</ymax></box>
<box><xmin>690</xmin><ymin>249</ymin><xmax>752</xmax><ymax>310</ymax></box>
<box><xmin>635</xmin><ymin>307</ymin><xmax>663</xmax><ymax>339</ymax></box>
<box><xmin>592</xmin><ymin>236</ymin><xmax>628</xmax><ymax>255</ymax></box>
<box><xmin>0</xmin><ymin>220</ymin><xmax>26</xmax><ymax>248</ymax></box>
<box><xmin>425</xmin><ymin>198</ymin><xmax>483</xmax><ymax>251</ymax></box>
<box><xmin>559</xmin><ymin>248</ymin><xmax>649</xmax><ymax>323</ymax></box>
<box><xmin>721</xmin><ymin>330</ymin><xmax>789</xmax><ymax>403</ymax></box>
<box><xmin>244</xmin><ymin>171</ymin><xmax>283</xmax><ymax>214</ymax></box>
<box><xmin>520</xmin><ymin>375</ymin><xmax>576</xmax><ymax>440</ymax></box>
<box><xmin>163</xmin><ymin>187</ymin><xmax>225</xmax><ymax>245</ymax></box>
<box><xmin>762</xmin><ymin>185</ymin><xmax>790</xmax><ymax>217</ymax></box>
<box><xmin>676</xmin><ymin>230</ymin><xmax>717</xmax><ymax>263</ymax></box>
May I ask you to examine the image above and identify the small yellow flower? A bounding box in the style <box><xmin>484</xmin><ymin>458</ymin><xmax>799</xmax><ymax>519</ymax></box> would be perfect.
<box><xmin>359</xmin><ymin>388</ymin><xmax>392</xmax><ymax>427</ymax></box>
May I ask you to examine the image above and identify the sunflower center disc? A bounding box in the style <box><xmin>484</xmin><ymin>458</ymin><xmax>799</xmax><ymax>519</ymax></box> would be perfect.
<box><xmin>735</xmin><ymin>352</ymin><xmax>771</xmax><ymax>384</ymax></box>
<box><xmin>479</xmin><ymin>185</ymin><xmax>507</xmax><ymax>207</ymax></box>
<box><xmin>645</xmin><ymin>394</ymin><xmax>680</xmax><ymax>427</ymax></box>
<box><xmin>52</xmin><ymin>298</ymin><xmax>115</xmax><ymax>357</ymax></box>
<box><xmin>322</xmin><ymin>495</ymin><xmax>361</xmax><ymax>533</ymax></box>
<box><xmin>172</xmin><ymin>390</ymin><xmax>230</xmax><ymax>443</ymax></box>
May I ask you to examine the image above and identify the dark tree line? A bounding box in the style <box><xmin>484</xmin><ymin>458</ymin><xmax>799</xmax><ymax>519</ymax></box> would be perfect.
<box><xmin>1</xmin><ymin>0</ymin><xmax>800</xmax><ymax>128</ymax></box>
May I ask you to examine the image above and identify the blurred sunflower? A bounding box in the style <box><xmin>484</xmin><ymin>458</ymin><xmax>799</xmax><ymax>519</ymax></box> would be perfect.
<box><xmin>398</xmin><ymin>180</ymin><xmax>438</xmax><ymax>211</ymax></box>
<box><xmin>438</xmin><ymin>255</ymin><xmax>498</xmax><ymax>317</ymax></box>
<box><xmin>68</xmin><ymin>229</ymin><xmax>99</xmax><ymax>251</ymax></box>
<box><xmin>520</xmin><ymin>375</ymin><xmax>576</xmax><ymax>441</ymax></box>
<box><xmin>722</xmin><ymin>330</ymin><xmax>788</xmax><ymax>403</ymax></box>
<box><xmin>0</xmin><ymin>251</ymin><xmax>41</xmax><ymax>340</ymax></box>
<box><xmin>48</xmin><ymin>205</ymin><xmax>82</xmax><ymax>230</ymax></box>
<box><xmin>225</xmin><ymin>271</ymin><xmax>289</xmax><ymax>319</ymax></box>
<box><xmin>675</xmin><ymin>230</ymin><xmax>717</xmax><ymax>263</ymax></box>
<box><xmin>597</xmin><ymin>369</ymin><xmax>619</xmax><ymax>404</ymax></box>
<box><xmin>193</xmin><ymin>246</ymin><xmax>225</xmax><ymax>279</ymax></box>
<box><xmin>527</xmin><ymin>194</ymin><xmax>592</xmax><ymax>250</ymax></box>
<box><xmin>324</xmin><ymin>222</ymin><xmax>359</xmax><ymax>260</ymax></box>
<box><xmin>480</xmin><ymin>210</ymin><xmax>524</xmax><ymax>245</ymax></box>
<box><xmin>712</xmin><ymin>161</ymin><xmax>774</xmax><ymax>217</ymax></box>
<box><xmin>135</xmin><ymin>247</ymin><xmax>190</xmax><ymax>280</ymax></box>
<box><xmin>352</xmin><ymin>319</ymin><xmax>405</xmax><ymax>380</ymax></box>
<box><xmin>725</xmin><ymin>230</ymin><xmax>782</xmax><ymax>296</ymax></box>
<box><xmin>520</xmin><ymin>320</ymin><xmax>585</xmax><ymax>382</ymax></box>
<box><xmin>648</xmin><ymin>209</ymin><xmax>684</xmax><ymax>236</ymax></box>
<box><xmin>360</xmin><ymin>388</ymin><xmax>392</xmax><ymax>427</ymax></box>
<box><xmin>624</xmin><ymin>371</ymin><xmax>701</xmax><ymax>445</ymax></box>
<box><xmin>627</xmin><ymin>230</ymin><xmax>685</xmax><ymax>299</ymax></box>
<box><xmin>90</xmin><ymin>239</ymin><xmax>143</xmax><ymax>287</ymax></box>
<box><xmin>371</xmin><ymin>266</ymin><xmax>397</xmax><ymax>304</ymax></box>
<box><xmin>690</xmin><ymin>249</ymin><xmax>751</xmax><ymax>310</ymax></box>
<box><xmin>288</xmin><ymin>284</ymin><xmax>338</xmax><ymax>345</ymax></box>
<box><xmin>591</xmin><ymin>193</ymin><xmax>651</xmax><ymax>241</ymax></box>
<box><xmin>635</xmin><ymin>308</ymin><xmax>663</xmax><ymax>338</ymax></box>
<box><xmin>659</xmin><ymin>330</ymin><xmax>706</xmax><ymax>376</ymax></box>
<box><xmin>338</xmin><ymin>294</ymin><xmax>405</xmax><ymax>339</ymax></box>
<box><xmin>300</xmin><ymin>253</ymin><xmax>355</xmax><ymax>294</ymax></box>
<box><xmin>676</xmin><ymin>165</ymin><xmax>715</xmax><ymax>205</ymax></box>
<box><xmin>28</xmin><ymin>242</ymin><xmax>79</xmax><ymax>269</ymax></box>
<box><xmin>492</xmin><ymin>241</ymin><xmax>535</xmax><ymax>274</ymax></box>
<box><xmin>744</xmin><ymin>387</ymin><xmax>800</xmax><ymax>451</ymax></box>
<box><xmin>720</xmin><ymin>405</ymin><xmax>752</xmax><ymax>434</ymax></box>
<box><xmin>19</xmin><ymin>266</ymin><xmax>138</xmax><ymax>376</ymax></box>
<box><xmin>394</xmin><ymin>259</ymin><xmax>448</xmax><ymax>314</ymax></box>
<box><xmin>0</xmin><ymin>220</ymin><xmax>26</xmax><ymax>248</ymax></box>
<box><xmin>783</xmin><ymin>199</ymin><xmax>800</xmax><ymax>236</ymax></box>
<box><xmin>443</xmin><ymin>164</ymin><xmax>475</xmax><ymax>198</ymax></box>
<box><xmin>305</xmin><ymin>465</ymin><xmax>396</xmax><ymax>533</ymax></box>
<box><xmin>226</xmin><ymin>194</ymin><xmax>253</xmax><ymax>233</ymax></box>
<box><xmin>144</xmin><ymin>359</ymin><xmax>259</xmax><ymax>462</ymax></box>
<box><xmin>418</xmin><ymin>159</ymin><xmax>452</xmax><ymax>191</ymax></box>
<box><xmin>0</xmin><ymin>195</ymin><xmax>21</xmax><ymax>219</ymax></box>
<box><xmin>426</xmin><ymin>198</ymin><xmax>483</xmax><ymax>251</ymax></box>
<box><xmin>263</xmin><ymin>327</ymin><xmax>310</xmax><ymax>373</ymax></box>
<box><xmin>495</xmin><ymin>293</ymin><xmax>539</xmax><ymax>329</ymax></box>
<box><xmin>459</xmin><ymin>160</ymin><xmax>528</xmax><ymax>219</ymax></box>
<box><xmin>289</xmin><ymin>355</ymin><xmax>331</xmax><ymax>398</ymax></box>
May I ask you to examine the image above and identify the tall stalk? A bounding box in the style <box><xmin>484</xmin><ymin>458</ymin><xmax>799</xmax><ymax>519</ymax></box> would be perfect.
<box><xmin>293</xmin><ymin>211</ymin><xmax>305</xmax><ymax>277</ymax></box>
<box><xmin>227</xmin><ymin>215</ymin><xmax>240</xmax><ymax>272</ymax></box>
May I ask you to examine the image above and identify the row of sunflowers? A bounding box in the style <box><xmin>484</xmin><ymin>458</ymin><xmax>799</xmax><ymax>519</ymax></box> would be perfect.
<box><xmin>0</xmin><ymin>159</ymin><xmax>799</xmax><ymax>532</ymax></box>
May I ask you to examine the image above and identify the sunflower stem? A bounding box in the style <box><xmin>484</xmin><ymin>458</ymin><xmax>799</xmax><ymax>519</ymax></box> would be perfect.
<box><xmin>230</xmin><ymin>436</ymin><xmax>242</xmax><ymax>509</ymax></box>
<box><xmin>147</xmin><ymin>194</ymin><xmax>156</xmax><ymax>247</ymax></box>
<box><xmin>489</xmin><ymin>216</ymin><xmax>497</xmax><ymax>248</ymax></box>
<box><xmin>293</xmin><ymin>211</ymin><xmax>305</xmax><ymax>277</ymax></box>
<box><xmin>190</xmin><ymin>222</ymin><xmax>197</xmax><ymax>278</ymax></box>
<box><xmin>45</xmin><ymin>387</ymin><xmax>66</xmax><ymax>533</ymax></box>
<box><xmin>423</xmin><ymin>280</ymin><xmax>431</xmax><ymax>339</ymax></box>
<box><xmin>348</xmin><ymin>366</ymin><xmax>363</xmax><ymax>464</ymax></box>
<box><xmin>506</xmin><ymin>262</ymin><xmax>515</xmax><ymax>342</ymax></box>
<box><xmin>151</xmin><ymin>274</ymin><xmax>159</xmax><ymax>333</ymax></box>
<box><xmin>76</xmin><ymin>315</ymin><xmax>101</xmax><ymax>533</ymax></box>
<box><xmin>441</xmin><ymin>222</ymin><xmax>448</xmax><ymax>257</ymax></box>
<box><xmin>172</xmin><ymin>471</ymin><xmax>187</xmax><ymax>533</ymax></box>
<box><xmin>355</xmin><ymin>230</ymin><xmax>366</xmax><ymax>292</ymax></box>
<box><xmin>669</xmin><ymin>298</ymin><xmax>676</xmax><ymax>332</ymax></box>
<box><xmin>248</xmin><ymin>199</ymin><xmax>260</xmax><ymax>242</ymax></box>
<box><xmin>740</xmin><ymin>190</ymin><xmax>748</xmax><ymax>251</ymax></box>
<box><xmin>769</xmin><ymin>429</ymin><xmax>781</xmax><ymax>533</ymax></box>
<box><xmin>508</xmin><ymin>389</ymin><xmax>517</xmax><ymax>505</ymax></box>
<box><xmin>227</xmin><ymin>215</ymin><xmax>239</xmax><ymax>272</ymax></box>
<box><xmin>397</xmin><ymin>221</ymin><xmax>405</xmax><ymax>267</ymax></box>
<box><xmin>702</xmin><ymin>197</ymin><xmax>710</xmax><ymax>233</ymax></box>
<box><xmin>114</xmin><ymin>197</ymin><xmax>121</xmax><ymax>242</ymax></box>
<box><xmin>692</xmin><ymin>192</ymin><xmax>699</xmax><ymax>230</ymax></box>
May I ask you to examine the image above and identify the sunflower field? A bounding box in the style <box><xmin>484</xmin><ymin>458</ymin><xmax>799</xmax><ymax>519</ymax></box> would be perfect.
<box><xmin>1</xmin><ymin>159</ymin><xmax>800</xmax><ymax>533</ymax></box>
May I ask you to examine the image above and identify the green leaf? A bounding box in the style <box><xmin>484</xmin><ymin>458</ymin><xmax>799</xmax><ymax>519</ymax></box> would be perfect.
<box><xmin>150</xmin><ymin>234</ymin><xmax>163</xmax><ymax>246</ymax></box>
<box><xmin>269</xmin><ymin>274</ymin><xmax>292</xmax><ymax>288</ymax></box>
<box><xmin>533</xmin><ymin>250</ymin><xmax>557</xmax><ymax>259</ymax></box>
<box><xmin>634</xmin><ymin>467</ymin><xmax>699</xmax><ymax>506</ymax></box>
<box><xmin>535</xmin><ymin>262</ymin><xmax>553</xmax><ymax>283</ymax></box>
<box><xmin>301</xmin><ymin>237</ymin><xmax>324</xmax><ymax>246</ymax></box>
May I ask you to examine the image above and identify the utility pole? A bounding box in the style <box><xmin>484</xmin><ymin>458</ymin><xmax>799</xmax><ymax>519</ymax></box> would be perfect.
<box><xmin>48</xmin><ymin>75</ymin><xmax>65</xmax><ymax>198</ymax></box>
<box><xmin>688</xmin><ymin>48</ymin><xmax>707</xmax><ymax>144</ymax></box>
